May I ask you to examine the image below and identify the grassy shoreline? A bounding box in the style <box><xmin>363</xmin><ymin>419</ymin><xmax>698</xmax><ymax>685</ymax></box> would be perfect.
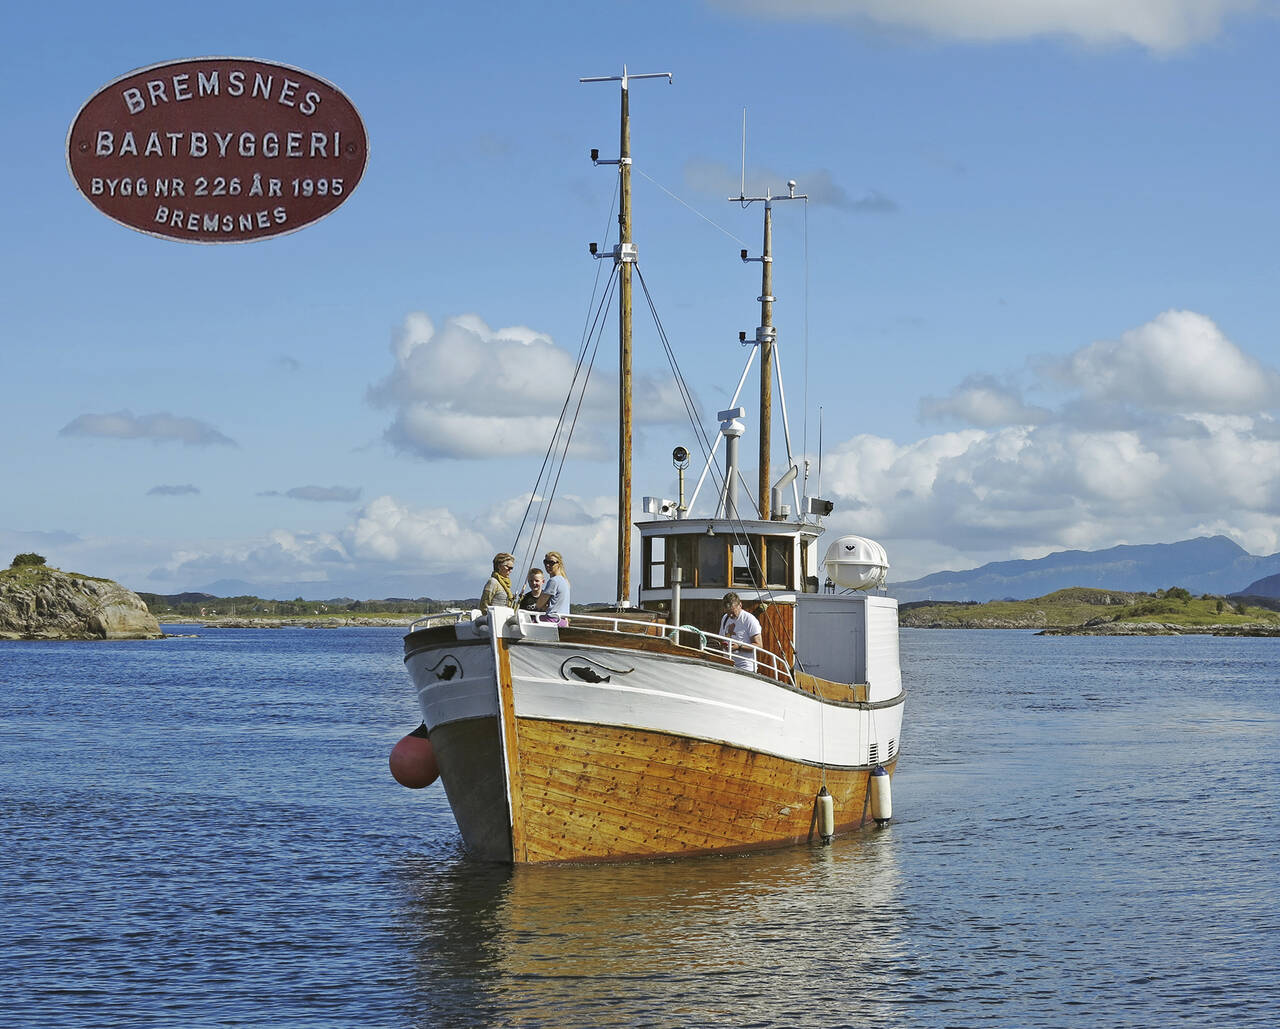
<box><xmin>157</xmin><ymin>613</ymin><xmax>422</xmax><ymax>628</ymax></box>
<box><xmin>899</xmin><ymin>587</ymin><xmax>1280</xmax><ymax>634</ymax></box>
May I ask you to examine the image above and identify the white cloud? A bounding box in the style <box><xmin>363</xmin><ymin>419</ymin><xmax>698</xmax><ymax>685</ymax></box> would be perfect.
<box><xmin>920</xmin><ymin>374</ymin><xmax>1051</xmax><ymax>427</ymax></box>
<box><xmin>59</xmin><ymin>410</ymin><xmax>236</xmax><ymax>447</ymax></box>
<box><xmin>340</xmin><ymin>495</ymin><xmax>492</xmax><ymax>569</ymax></box>
<box><xmin>368</xmin><ymin>312</ymin><xmax>689</xmax><ymax>460</ymax></box>
<box><xmin>159</xmin><ymin>529</ymin><xmax>353</xmax><ymax>586</ymax></box>
<box><xmin>825</xmin><ymin>419</ymin><xmax>1277</xmax><ymax>568</ymax></box>
<box><xmin>826</xmin><ymin>310</ymin><xmax>1280</xmax><ymax>580</ymax></box>
<box><xmin>334</xmin><ymin>491</ymin><xmax>623</xmax><ymax>598</ymax></box>
<box><xmin>1049</xmin><ymin>309</ymin><xmax>1280</xmax><ymax>414</ymax></box>
<box><xmin>494</xmin><ymin>493</ymin><xmax>623</xmax><ymax>601</ymax></box>
<box><xmin>720</xmin><ymin>0</ymin><xmax>1264</xmax><ymax>52</ymax></box>
<box><xmin>11</xmin><ymin>491</ymin><xmax>623</xmax><ymax>601</ymax></box>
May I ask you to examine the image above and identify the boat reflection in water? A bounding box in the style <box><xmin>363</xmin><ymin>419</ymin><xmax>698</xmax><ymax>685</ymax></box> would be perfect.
<box><xmin>396</xmin><ymin>831</ymin><xmax>905</xmax><ymax>1025</ymax></box>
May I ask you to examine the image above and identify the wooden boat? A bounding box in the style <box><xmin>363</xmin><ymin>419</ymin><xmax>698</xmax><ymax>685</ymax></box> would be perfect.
<box><xmin>398</xmin><ymin>69</ymin><xmax>905</xmax><ymax>863</ymax></box>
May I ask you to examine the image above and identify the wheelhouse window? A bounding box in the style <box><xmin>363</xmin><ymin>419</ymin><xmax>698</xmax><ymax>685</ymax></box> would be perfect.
<box><xmin>642</xmin><ymin>533</ymin><xmax>797</xmax><ymax>590</ymax></box>
<box><xmin>668</xmin><ymin>534</ymin><xmax>697</xmax><ymax>586</ymax></box>
<box><xmin>698</xmin><ymin>536</ymin><xmax>727</xmax><ymax>586</ymax></box>
<box><xmin>643</xmin><ymin>533</ymin><xmax>716</xmax><ymax>588</ymax></box>
<box><xmin>765</xmin><ymin>537</ymin><xmax>792</xmax><ymax>589</ymax></box>
<box><xmin>645</xmin><ymin>536</ymin><xmax>666</xmax><ymax>589</ymax></box>
<box><xmin>730</xmin><ymin>542</ymin><xmax>758</xmax><ymax>588</ymax></box>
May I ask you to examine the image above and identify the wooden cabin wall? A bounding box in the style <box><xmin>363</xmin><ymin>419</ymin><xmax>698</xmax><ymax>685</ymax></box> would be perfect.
<box><xmin>673</xmin><ymin>599</ymin><xmax>726</xmax><ymax>635</ymax></box>
<box><xmin>759</xmin><ymin>602</ymin><xmax>795</xmax><ymax>668</ymax></box>
<box><xmin>655</xmin><ymin>598</ymin><xmax>795</xmax><ymax>672</ymax></box>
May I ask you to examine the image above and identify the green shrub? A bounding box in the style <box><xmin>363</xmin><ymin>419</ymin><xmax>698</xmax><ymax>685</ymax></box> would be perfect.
<box><xmin>1128</xmin><ymin>599</ymin><xmax>1179</xmax><ymax>617</ymax></box>
<box><xmin>11</xmin><ymin>553</ymin><xmax>46</xmax><ymax>568</ymax></box>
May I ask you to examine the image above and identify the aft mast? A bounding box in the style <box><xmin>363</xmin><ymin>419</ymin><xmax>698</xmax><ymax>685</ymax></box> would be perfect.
<box><xmin>581</xmin><ymin>67</ymin><xmax>671</xmax><ymax>606</ymax></box>
<box><xmin>734</xmin><ymin>179</ymin><xmax>806</xmax><ymax>519</ymax></box>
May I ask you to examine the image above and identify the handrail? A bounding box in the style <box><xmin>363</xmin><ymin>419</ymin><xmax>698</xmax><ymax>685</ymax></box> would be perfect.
<box><xmin>409</xmin><ymin>607</ymin><xmax>794</xmax><ymax>686</ymax></box>
<box><xmin>549</xmin><ymin>610</ymin><xmax>794</xmax><ymax>686</ymax></box>
<box><xmin>408</xmin><ymin>610</ymin><xmax>475</xmax><ymax>631</ymax></box>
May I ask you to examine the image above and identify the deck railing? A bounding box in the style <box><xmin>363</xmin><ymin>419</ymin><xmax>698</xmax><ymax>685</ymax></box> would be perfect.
<box><xmin>408</xmin><ymin>608</ymin><xmax>794</xmax><ymax>686</ymax></box>
<box><xmin>544</xmin><ymin>610</ymin><xmax>795</xmax><ymax>687</ymax></box>
<box><xmin>408</xmin><ymin>610</ymin><xmax>476</xmax><ymax>631</ymax></box>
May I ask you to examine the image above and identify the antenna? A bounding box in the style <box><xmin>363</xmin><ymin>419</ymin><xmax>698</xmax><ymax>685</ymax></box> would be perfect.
<box><xmin>817</xmin><ymin>405</ymin><xmax>824</xmax><ymax>502</ymax></box>
<box><xmin>740</xmin><ymin>108</ymin><xmax>747</xmax><ymax>199</ymax></box>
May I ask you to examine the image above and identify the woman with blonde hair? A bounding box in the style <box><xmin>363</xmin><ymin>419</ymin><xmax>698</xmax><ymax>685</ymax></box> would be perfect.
<box><xmin>479</xmin><ymin>552</ymin><xmax>516</xmax><ymax>613</ymax></box>
<box><xmin>536</xmin><ymin>550</ymin><xmax>570</xmax><ymax>623</ymax></box>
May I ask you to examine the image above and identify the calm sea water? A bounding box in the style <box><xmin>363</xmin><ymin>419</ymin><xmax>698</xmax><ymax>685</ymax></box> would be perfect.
<box><xmin>2</xmin><ymin>626</ymin><xmax>1277</xmax><ymax>1028</ymax></box>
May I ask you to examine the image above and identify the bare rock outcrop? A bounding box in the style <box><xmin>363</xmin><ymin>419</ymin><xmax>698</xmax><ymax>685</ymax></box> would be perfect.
<box><xmin>0</xmin><ymin>565</ymin><xmax>163</xmax><ymax>640</ymax></box>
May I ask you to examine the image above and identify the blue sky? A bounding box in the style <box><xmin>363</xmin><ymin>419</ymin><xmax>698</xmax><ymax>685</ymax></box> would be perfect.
<box><xmin>4</xmin><ymin>0</ymin><xmax>1280</xmax><ymax>603</ymax></box>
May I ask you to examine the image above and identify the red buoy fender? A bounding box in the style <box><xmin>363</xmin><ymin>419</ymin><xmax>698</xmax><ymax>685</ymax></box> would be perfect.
<box><xmin>390</xmin><ymin>723</ymin><xmax>439</xmax><ymax>789</ymax></box>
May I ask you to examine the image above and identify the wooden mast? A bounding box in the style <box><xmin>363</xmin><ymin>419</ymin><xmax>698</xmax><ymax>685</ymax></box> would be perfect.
<box><xmin>757</xmin><ymin>201</ymin><xmax>774</xmax><ymax>519</ymax></box>
<box><xmin>617</xmin><ymin>78</ymin><xmax>633</xmax><ymax>607</ymax></box>
<box><xmin>735</xmin><ymin>180</ymin><xmax>806</xmax><ymax>521</ymax></box>
<box><xmin>582</xmin><ymin>67</ymin><xmax>671</xmax><ymax>606</ymax></box>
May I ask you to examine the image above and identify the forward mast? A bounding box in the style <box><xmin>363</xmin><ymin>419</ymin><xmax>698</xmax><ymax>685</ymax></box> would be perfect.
<box><xmin>582</xmin><ymin>68</ymin><xmax>670</xmax><ymax>605</ymax></box>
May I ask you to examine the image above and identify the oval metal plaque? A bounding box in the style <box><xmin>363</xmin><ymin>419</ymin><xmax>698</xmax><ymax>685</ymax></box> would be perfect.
<box><xmin>67</xmin><ymin>57</ymin><xmax>368</xmax><ymax>243</ymax></box>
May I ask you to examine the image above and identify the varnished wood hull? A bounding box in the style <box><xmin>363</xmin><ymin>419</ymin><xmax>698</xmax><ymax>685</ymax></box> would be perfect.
<box><xmin>404</xmin><ymin>616</ymin><xmax>904</xmax><ymax>864</ymax></box>
<box><xmin>506</xmin><ymin>718</ymin><xmax>897</xmax><ymax>863</ymax></box>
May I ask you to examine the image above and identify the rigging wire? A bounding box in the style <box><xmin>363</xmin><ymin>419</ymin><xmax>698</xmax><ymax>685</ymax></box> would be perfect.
<box><xmin>511</xmin><ymin>267</ymin><xmax>619</xmax><ymax>576</ymax></box>
<box><xmin>529</xmin><ymin>297</ymin><xmax>611</xmax><ymax>563</ymax></box>
<box><xmin>510</xmin><ymin>178</ymin><xmax>620</xmax><ymax>572</ymax></box>
<box><xmin>688</xmin><ymin>346</ymin><xmax>757</xmax><ymax>515</ymax></box>
<box><xmin>802</xmin><ymin>197</ymin><xmax>810</xmax><ymax>482</ymax></box>
<box><xmin>634</xmin><ymin>266</ymin><xmax>722</xmax><ymax>484</ymax></box>
<box><xmin>633</xmin><ymin>167</ymin><xmax>748</xmax><ymax>246</ymax></box>
<box><xmin>771</xmin><ymin>324</ymin><xmax>804</xmax><ymax>517</ymax></box>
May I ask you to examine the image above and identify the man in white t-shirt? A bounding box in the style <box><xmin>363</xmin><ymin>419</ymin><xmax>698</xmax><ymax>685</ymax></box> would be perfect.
<box><xmin>719</xmin><ymin>592</ymin><xmax>763</xmax><ymax>672</ymax></box>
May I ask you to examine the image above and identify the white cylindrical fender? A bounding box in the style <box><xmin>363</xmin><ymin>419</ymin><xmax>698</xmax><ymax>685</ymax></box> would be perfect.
<box><xmin>870</xmin><ymin>764</ymin><xmax>892</xmax><ymax>825</ymax></box>
<box><xmin>817</xmin><ymin>787</ymin><xmax>834</xmax><ymax>844</ymax></box>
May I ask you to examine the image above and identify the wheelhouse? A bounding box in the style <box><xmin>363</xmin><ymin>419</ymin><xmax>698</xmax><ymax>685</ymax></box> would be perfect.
<box><xmin>636</xmin><ymin>516</ymin><xmax>818</xmax><ymax>636</ymax></box>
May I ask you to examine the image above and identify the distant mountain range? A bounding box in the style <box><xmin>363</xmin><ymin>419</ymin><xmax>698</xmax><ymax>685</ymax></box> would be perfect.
<box><xmin>888</xmin><ymin>535</ymin><xmax>1280</xmax><ymax>603</ymax></box>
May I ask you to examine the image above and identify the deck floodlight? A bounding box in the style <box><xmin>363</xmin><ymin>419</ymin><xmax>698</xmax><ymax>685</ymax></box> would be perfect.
<box><xmin>672</xmin><ymin>445</ymin><xmax>690</xmax><ymax>469</ymax></box>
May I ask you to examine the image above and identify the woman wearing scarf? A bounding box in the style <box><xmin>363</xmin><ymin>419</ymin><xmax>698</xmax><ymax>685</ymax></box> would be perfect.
<box><xmin>479</xmin><ymin>552</ymin><xmax>517</xmax><ymax>613</ymax></box>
